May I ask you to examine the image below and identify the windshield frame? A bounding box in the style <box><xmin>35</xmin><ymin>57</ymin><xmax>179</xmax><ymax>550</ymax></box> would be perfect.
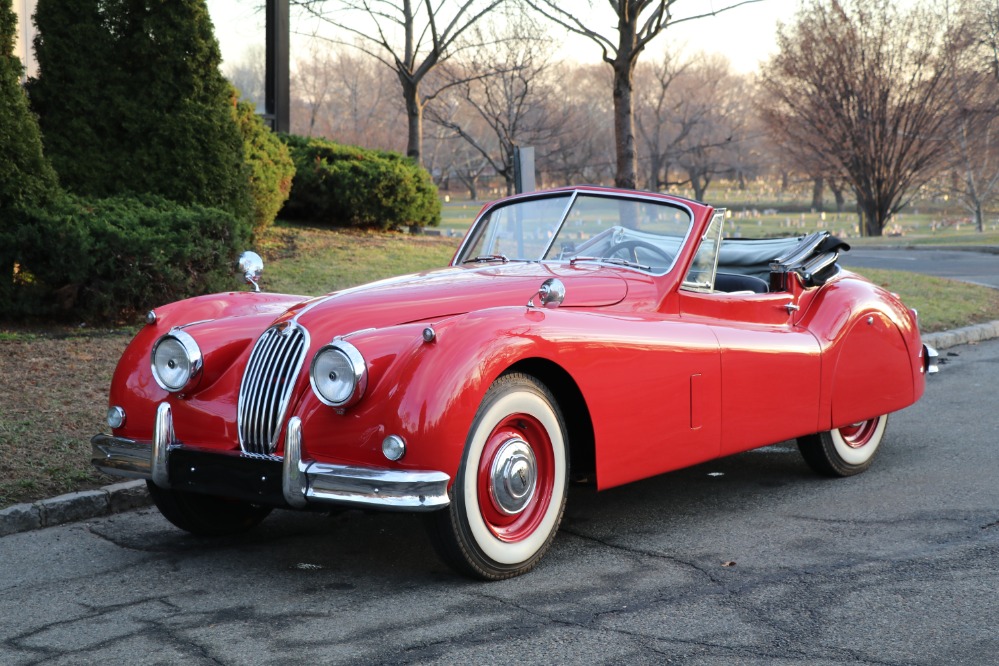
<box><xmin>453</xmin><ymin>189</ymin><xmax>697</xmax><ymax>277</ymax></box>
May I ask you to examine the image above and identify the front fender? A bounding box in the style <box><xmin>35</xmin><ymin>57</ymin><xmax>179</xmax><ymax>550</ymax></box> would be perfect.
<box><xmin>292</xmin><ymin>307</ymin><xmax>567</xmax><ymax>485</ymax></box>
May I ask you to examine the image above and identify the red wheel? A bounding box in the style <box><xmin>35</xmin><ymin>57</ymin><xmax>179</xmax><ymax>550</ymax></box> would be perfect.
<box><xmin>426</xmin><ymin>373</ymin><xmax>568</xmax><ymax>580</ymax></box>
<box><xmin>797</xmin><ymin>414</ymin><xmax>888</xmax><ymax>477</ymax></box>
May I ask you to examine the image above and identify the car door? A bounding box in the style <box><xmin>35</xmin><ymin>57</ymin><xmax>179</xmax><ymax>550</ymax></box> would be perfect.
<box><xmin>676</xmin><ymin>216</ymin><xmax>822</xmax><ymax>455</ymax></box>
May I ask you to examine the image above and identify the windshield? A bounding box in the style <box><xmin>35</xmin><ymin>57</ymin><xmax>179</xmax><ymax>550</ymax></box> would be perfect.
<box><xmin>457</xmin><ymin>192</ymin><xmax>694</xmax><ymax>274</ymax></box>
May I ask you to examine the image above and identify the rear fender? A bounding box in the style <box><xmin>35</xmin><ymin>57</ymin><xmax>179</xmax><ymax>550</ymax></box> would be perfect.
<box><xmin>798</xmin><ymin>274</ymin><xmax>923</xmax><ymax>429</ymax></box>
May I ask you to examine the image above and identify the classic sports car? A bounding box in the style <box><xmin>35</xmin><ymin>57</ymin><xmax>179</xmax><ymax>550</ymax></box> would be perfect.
<box><xmin>93</xmin><ymin>186</ymin><xmax>937</xmax><ymax>579</ymax></box>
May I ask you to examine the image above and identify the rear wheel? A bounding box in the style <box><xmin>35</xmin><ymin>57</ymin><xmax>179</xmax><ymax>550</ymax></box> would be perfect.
<box><xmin>796</xmin><ymin>414</ymin><xmax>888</xmax><ymax>477</ymax></box>
<box><xmin>426</xmin><ymin>373</ymin><xmax>568</xmax><ymax>580</ymax></box>
<box><xmin>146</xmin><ymin>482</ymin><xmax>272</xmax><ymax>536</ymax></box>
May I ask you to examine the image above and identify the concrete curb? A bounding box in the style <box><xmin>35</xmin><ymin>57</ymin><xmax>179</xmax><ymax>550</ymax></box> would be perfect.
<box><xmin>0</xmin><ymin>480</ymin><xmax>151</xmax><ymax>537</ymax></box>
<box><xmin>3</xmin><ymin>319</ymin><xmax>999</xmax><ymax>538</ymax></box>
<box><xmin>921</xmin><ymin>320</ymin><xmax>999</xmax><ymax>351</ymax></box>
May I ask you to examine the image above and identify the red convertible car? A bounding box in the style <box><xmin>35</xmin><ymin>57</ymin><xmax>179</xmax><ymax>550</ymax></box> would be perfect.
<box><xmin>93</xmin><ymin>187</ymin><xmax>937</xmax><ymax>579</ymax></box>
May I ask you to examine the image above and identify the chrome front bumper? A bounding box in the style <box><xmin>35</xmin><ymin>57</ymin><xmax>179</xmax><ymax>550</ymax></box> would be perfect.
<box><xmin>92</xmin><ymin>403</ymin><xmax>450</xmax><ymax>511</ymax></box>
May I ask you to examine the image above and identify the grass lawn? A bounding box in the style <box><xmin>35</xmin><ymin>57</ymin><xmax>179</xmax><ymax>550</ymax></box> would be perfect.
<box><xmin>2</xmin><ymin>219</ymin><xmax>997</xmax><ymax>510</ymax></box>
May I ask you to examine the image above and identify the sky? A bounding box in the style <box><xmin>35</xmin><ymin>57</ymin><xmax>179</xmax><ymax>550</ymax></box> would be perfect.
<box><xmin>205</xmin><ymin>0</ymin><xmax>801</xmax><ymax>75</ymax></box>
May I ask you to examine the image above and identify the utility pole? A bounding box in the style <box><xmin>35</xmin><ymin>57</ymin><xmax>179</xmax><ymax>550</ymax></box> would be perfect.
<box><xmin>264</xmin><ymin>0</ymin><xmax>290</xmax><ymax>132</ymax></box>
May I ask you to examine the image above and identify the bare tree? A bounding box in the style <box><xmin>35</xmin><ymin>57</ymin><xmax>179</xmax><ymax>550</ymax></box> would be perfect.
<box><xmin>522</xmin><ymin>0</ymin><xmax>764</xmax><ymax>189</ymax></box>
<box><xmin>427</xmin><ymin>24</ymin><xmax>563</xmax><ymax>194</ymax></box>
<box><xmin>538</xmin><ymin>62</ymin><xmax>615</xmax><ymax>186</ymax></box>
<box><xmin>940</xmin><ymin>0</ymin><xmax>999</xmax><ymax>231</ymax></box>
<box><xmin>292</xmin><ymin>0</ymin><xmax>505</xmax><ymax>165</ymax></box>
<box><xmin>291</xmin><ymin>42</ymin><xmax>405</xmax><ymax>149</ymax></box>
<box><xmin>634</xmin><ymin>51</ymin><xmax>689</xmax><ymax>191</ymax></box>
<box><xmin>635</xmin><ymin>52</ymin><xmax>750</xmax><ymax>199</ymax></box>
<box><xmin>760</xmin><ymin>0</ymin><xmax>954</xmax><ymax>237</ymax></box>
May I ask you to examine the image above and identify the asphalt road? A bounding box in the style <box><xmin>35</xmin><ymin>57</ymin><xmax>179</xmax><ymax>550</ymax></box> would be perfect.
<box><xmin>2</xmin><ymin>340</ymin><xmax>998</xmax><ymax>665</ymax></box>
<box><xmin>840</xmin><ymin>247</ymin><xmax>999</xmax><ymax>288</ymax></box>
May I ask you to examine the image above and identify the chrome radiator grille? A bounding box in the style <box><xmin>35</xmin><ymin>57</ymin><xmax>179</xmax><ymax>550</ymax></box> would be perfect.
<box><xmin>238</xmin><ymin>323</ymin><xmax>308</xmax><ymax>454</ymax></box>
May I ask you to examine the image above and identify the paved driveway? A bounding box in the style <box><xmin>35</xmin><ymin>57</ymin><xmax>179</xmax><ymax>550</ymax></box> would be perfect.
<box><xmin>840</xmin><ymin>247</ymin><xmax>999</xmax><ymax>288</ymax></box>
<box><xmin>2</xmin><ymin>340</ymin><xmax>998</xmax><ymax>664</ymax></box>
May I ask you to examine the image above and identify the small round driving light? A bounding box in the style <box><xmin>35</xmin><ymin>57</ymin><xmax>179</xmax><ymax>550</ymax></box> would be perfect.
<box><xmin>382</xmin><ymin>435</ymin><xmax>406</xmax><ymax>461</ymax></box>
<box><xmin>107</xmin><ymin>406</ymin><xmax>126</xmax><ymax>429</ymax></box>
<box><xmin>151</xmin><ymin>330</ymin><xmax>202</xmax><ymax>393</ymax></box>
<box><xmin>310</xmin><ymin>340</ymin><xmax>367</xmax><ymax>408</ymax></box>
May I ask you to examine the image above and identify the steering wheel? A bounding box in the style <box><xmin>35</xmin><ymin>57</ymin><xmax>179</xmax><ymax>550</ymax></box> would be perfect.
<box><xmin>605</xmin><ymin>240</ymin><xmax>673</xmax><ymax>266</ymax></box>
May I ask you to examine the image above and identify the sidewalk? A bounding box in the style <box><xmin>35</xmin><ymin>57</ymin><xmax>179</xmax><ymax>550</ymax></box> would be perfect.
<box><xmin>3</xmin><ymin>319</ymin><xmax>998</xmax><ymax>538</ymax></box>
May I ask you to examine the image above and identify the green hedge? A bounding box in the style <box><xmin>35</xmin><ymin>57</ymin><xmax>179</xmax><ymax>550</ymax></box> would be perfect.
<box><xmin>1</xmin><ymin>193</ymin><xmax>249</xmax><ymax>323</ymax></box>
<box><xmin>281</xmin><ymin>135</ymin><xmax>440</xmax><ymax>230</ymax></box>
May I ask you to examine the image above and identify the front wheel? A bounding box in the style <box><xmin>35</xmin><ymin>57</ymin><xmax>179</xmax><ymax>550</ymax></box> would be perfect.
<box><xmin>426</xmin><ymin>373</ymin><xmax>569</xmax><ymax>580</ymax></box>
<box><xmin>796</xmin><ymin>414</ymin><xmax>888</xmax><ymax>477</ymax></box>
<box><xmin>146</xmin><ymin>482</ymin><xmax>272</xmax><ymax>536</ymax></box>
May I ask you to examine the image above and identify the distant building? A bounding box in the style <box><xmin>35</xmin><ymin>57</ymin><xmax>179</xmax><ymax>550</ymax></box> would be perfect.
<box><xmin>12</xmin><ymin>0</ymin><xmax>38</xmax><ymax>81</ymax></box>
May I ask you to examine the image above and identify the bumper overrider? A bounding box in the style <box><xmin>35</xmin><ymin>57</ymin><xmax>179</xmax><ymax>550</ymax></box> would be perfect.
<box><xmin>92</xmin><ymin>403</ymin><xmax>451</xmax><ymax>511</ymax></box>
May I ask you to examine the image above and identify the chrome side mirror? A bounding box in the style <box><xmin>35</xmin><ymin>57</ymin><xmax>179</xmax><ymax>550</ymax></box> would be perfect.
<box><xmin>238</xmin><ymin>251</ymin><xmax>264</xmax><ymax>292</ymax></box>
<box><xmin>527</xmin><ymin>278</ymin><xmax>565</xmax><ymax>309</ymax></box>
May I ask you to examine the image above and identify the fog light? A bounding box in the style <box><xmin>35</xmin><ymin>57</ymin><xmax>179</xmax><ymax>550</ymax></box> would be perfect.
<box><xmin>382</xmin><ymin>435</ymin><xmax>406</xmax><ymax>461</ymax></box>
<box><xmin>107</xmin><ymin>406</ymin><xmax>126</xmax><ymax>429</ymax></box>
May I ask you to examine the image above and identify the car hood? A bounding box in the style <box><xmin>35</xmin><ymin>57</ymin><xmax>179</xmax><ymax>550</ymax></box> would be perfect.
<box><xmin>283</xmin><ymin>262</ymin><xmax>629</xmax><ymax>334</ymax></box>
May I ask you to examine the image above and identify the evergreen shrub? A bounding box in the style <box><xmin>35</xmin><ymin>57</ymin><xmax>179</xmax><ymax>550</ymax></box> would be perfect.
<box><xmin>0</xmin><ymin>0</ymin><xmax>57</xmax><ymax>210</ymax></box>
<box><xmin>27</xmin><ymin>0</ymin><xmax>252</xmax><ymax>220</ymax></box>
<box><xmin>234</xmin><ymin>98</ymin><xmax>295</xmax><ymax>235</ymax></box>
<box><xmin>2</xmin><ymin>193</ymin><xmax>248</xmax><ymax>322</ymax></box>
<box><xmin>281</xmin><ymin>135</ymin><xmax>440</xmax><ymax>231</ymax></box>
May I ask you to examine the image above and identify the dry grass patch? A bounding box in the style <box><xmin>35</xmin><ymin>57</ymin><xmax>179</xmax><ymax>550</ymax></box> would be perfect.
<box><xmin>0</xmin><ymin>331</ymin><xmax>132</xmax><ymax>508</ymax></box>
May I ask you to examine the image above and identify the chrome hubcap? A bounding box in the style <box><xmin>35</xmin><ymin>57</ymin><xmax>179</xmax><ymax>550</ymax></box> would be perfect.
<box><xmin>489</xmin><ymin>438</ymin><xmax>537</xmax><ymax>515</ymax></box>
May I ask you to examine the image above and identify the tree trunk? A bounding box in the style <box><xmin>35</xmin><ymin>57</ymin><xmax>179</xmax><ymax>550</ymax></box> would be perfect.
<box><xmin>811</xmin><ymin>176</ymin><xmax>824</xmax><ymax>211</ymax></box>
<box><xmin>648</xmin><ymin>153</ymin><xmax>662</xmax><ymax>192</ymax></box>
<box><xmin>860</xmin><ymin>204</ymin><xmax>883</xmax><ymax>237</ymax></box>
<box><xmin>829</xmin><ymin>181</ymin><xmax>845</xmax><ymax>212</ymax></box>
<box><xmin>975</xmin><ymin>201</ymin><xmax>985</xmax><ymax>232</ymax></box>
<box><xmin>401</xmin><ymin>76</ymin><xmax>423</xmax><ymax>163</ymax></box>
<box><xmin>692</xmin><ymin>175</ymin><xmax>707</xmax><ymax>202</ymax></box>
<box><xmin>612</xmin><ymin>61</ymin><xmax>638</xmax><ymax>190</ymax></box>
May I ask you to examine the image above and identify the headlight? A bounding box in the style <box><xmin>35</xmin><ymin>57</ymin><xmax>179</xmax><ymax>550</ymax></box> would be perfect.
<box><xmin>151</xmin><ymin>330</ymin><xmax>202</xmax><ymax>393</ymax></box>
<box><xmin>309</xmin><ymin>340</ymin><xmax>367</xmax><ymax>408</ymax></box>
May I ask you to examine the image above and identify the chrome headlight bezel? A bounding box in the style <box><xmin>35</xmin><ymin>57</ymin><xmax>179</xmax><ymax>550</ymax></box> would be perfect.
<box><xmin>151</xmin><ymin>330</ymin><xmax>203</xmax><ymax>393</ymax></box>
<box><xmin>309</xmin><ymin>340</ymin><xmax>367</xmax><ymax>408</ymax></box>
